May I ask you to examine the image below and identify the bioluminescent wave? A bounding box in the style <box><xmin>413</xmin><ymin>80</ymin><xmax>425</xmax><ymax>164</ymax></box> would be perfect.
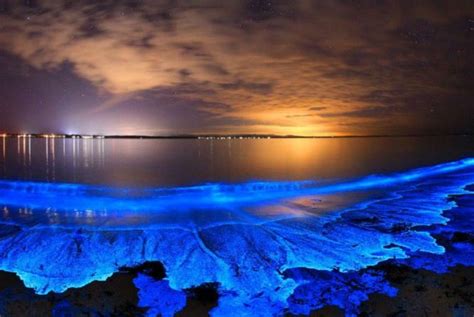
<box><xmin>0</xmin><ymin>158</ymin><xmax>473</xmax><ymax>316</ymax></box>
<box><xmin>0</xmin><ymin>158</ymin><xmax>472</xmax><ymax>227</ymax></box>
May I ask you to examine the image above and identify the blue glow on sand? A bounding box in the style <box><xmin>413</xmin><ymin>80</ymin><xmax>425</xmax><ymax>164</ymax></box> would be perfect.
<box><xmin>133</xmin><ymin>274</ymin><xmax>186</xmax><ymax>317</ymax></box>
<box><xmin>284</xmin><ymin>268</ymin><xmax>398</xmax><ymax>316</ymax></box>
<box><xmin>0</xmin><ymin>158</ymin><xmax>473</xmax><ymax>316</ymax></box>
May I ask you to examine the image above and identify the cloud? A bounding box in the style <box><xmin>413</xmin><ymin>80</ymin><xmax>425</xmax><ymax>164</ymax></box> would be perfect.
<box><xmin>319</xmin><ymin>107</ymin><xmax>392</xmax><ymax>119</ymax></box>
<box><xmin>308</xmin><ymin>106</ymin><xmax>327</xmax><ymax>111</ymax></box>
<box><xmin>0</xmin><ymin>0</ymin><xmax>473</xmax><ymax>135</ymax></box>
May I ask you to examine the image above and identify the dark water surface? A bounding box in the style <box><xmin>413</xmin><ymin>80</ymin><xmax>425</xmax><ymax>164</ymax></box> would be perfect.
<box><xmin>1</xmin><ymin>136</ymin><xmax>473</xmax><ymax>186</ymax></box>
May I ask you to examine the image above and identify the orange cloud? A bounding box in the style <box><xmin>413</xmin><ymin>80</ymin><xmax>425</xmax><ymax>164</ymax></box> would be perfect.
<box><xmin>0</xmin><ymin>1</ymin><xmax>472</xmax><ymax>135</ymax></box>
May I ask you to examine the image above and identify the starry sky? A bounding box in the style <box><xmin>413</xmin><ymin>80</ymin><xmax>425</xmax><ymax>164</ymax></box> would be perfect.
<box><xmin>0</xmin><ymin>0</ymin><xmax>473</xmax><ymax>136</ymax></box>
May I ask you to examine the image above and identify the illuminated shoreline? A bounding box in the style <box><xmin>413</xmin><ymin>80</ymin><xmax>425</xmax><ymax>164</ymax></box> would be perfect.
<box><xmin>0</xmin><ymin>159</ymin><xmax>472</xmax><ymax>316</ymax></box>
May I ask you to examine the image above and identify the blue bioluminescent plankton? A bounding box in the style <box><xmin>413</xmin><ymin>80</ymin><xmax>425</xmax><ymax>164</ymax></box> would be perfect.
<box><xmin>0</xmin><ymin>158</ymin><xmax>473</xmax><ymax>316</ymax></box>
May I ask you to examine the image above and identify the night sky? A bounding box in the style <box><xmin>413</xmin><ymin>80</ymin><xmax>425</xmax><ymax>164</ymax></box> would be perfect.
<box><xmin>0</xmin><ymin>0</ymin><xmax>473</xmax><ymax>136</ymax></box>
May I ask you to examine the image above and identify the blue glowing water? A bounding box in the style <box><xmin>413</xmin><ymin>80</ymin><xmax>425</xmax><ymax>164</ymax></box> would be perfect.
<box><xmin>0</xmin><ymin>158</ymin><xmax>473</xmax><ymax>316</ymax></box>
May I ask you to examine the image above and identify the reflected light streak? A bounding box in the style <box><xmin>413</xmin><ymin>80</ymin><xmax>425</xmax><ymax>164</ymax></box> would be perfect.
<box><xmin>28</xmin><ymin>137</ymin><xmax>31</xmax><ymax>167</ymax></box>
<box><xmin>45</xmin><ymin>137</ymin><xmax>49</xmax><ymax>181</ymax></box>
<box><xmin>51</xmin><ymin>138</ymin><xmax>56</xmax><ymax>181</ymax></box>
<box><xmin>1</xmin><ymin>136</ymin><xmax>5</xmax><ymax>174</ymax></box>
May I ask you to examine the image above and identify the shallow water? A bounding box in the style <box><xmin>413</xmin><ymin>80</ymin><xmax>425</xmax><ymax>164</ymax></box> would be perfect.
<box><xmin>0</xmin><ymin>136</ymin><xmax>473</xmax><ymax>316</ymax></box>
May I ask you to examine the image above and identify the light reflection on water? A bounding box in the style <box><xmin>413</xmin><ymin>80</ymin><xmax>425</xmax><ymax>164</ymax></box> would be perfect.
<box><xmin>0</xmin><ymin>135</ymin><xmax>472</xmax><ymax>228</ymax></box>
<box><xmin>0</xmin><ymin>158</ymin><xmax>472</xmax><ymax>229</ymax></box>
<box><xmin>0</xmin><ymin>136</ymin><xmax>472</xmax><ymax>187</ymax></box>
<box><xmin>1</xmin><ymin>137</ymin><xmax>106</xmax><ymax>183</ymax></box>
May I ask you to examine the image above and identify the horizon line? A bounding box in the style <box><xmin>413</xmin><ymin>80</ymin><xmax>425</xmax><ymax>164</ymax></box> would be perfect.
<box><xmin>0</xmin><ymin>132</ymin><xmax>473</xmax><ymax>139</ymax></box>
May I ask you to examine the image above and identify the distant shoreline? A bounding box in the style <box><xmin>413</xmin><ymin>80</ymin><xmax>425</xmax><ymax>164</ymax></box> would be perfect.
<box><xmin>0</xmin><ymin>133</ymin><xmax>473</xmax><ymax>140</ymax></box>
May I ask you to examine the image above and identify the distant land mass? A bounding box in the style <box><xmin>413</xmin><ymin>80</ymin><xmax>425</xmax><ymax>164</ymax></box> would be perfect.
<box><xmin>1</xmin><ymin>133</ymin><xmax>473</xmax><ymax>139</ymax></box>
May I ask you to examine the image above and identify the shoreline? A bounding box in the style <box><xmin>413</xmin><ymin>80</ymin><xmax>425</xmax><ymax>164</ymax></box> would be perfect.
<box><xmin>0</xmin><ymin>184</ymin><xmax>472</xmax><ymax>316</ymax></box>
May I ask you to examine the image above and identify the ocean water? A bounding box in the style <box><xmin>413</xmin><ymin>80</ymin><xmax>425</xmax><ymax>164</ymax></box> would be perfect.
<box><xmin>1</xmin><ymin>135</ymin><xmax>473</xmax><ymax>186</ymax></box>
<box><xmin>0</xmin><ymin>136</ymin><xmax>473</xmax><ymax>316</ymax></box>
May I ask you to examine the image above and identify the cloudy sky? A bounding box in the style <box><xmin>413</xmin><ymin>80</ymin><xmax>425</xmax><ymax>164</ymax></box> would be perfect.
<box><xmin>0</xmin><ymin>0</ymin><xmax>473</xmax><ymax>136</ymax></box>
